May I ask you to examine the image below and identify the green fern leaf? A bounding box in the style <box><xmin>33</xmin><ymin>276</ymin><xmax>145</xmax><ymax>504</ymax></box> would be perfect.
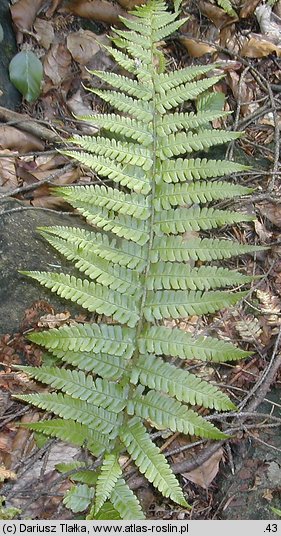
<box><xmin>157</xmin><ymin>129</ymin><xmax>241</xmax><ymax>159</ymax></box>
<box><xmin>88</xmin><ymin>502</ymin><xmax>121</xmax><ymax>520</ymax></box>
<box><xmin>160</xmin><ymin>157</ymin><xmax>249</xmax><ymax>183</ymax></box>
<box><xmin>132</xmin><ymin>390</ymin><xmax>228</xmax><ymax>439</ymax></box>
<box><xmin>63</xmin><ymin>484</ymin><xmax>94</xmax><ymax>513</ymax></box>
<box><xmin>18</xmin><ymin>366</ymin><xmax>128</xmax><ymax>413</ymax></box>
<box><xmin>19</xmin><ymin>0</ymin><xmax>263</xmax><ymax>518</ymax></box>
<box><xmin>157</xmin><ymin>110</ymin><xmax>229</xmax><ymax>135</ymax></box>
<box><xmin>144</xmin><ymin>289</ymin><xmax>247</xmax><ymax>321</ymax></box>
<box><xmin>151</xmin><ymin>236</ymin><xmax>263</xmax><ymax>262</ymax></box>
<box><xmin>154</xmin><ymin>207</ymin><xmax>253</xmax><ymax>234</ymax></box>
<box><xmin>20</xmin><ymin>419</ymin><xmax>109</xmax><ymax>456</ymax></box>
<box><xmin>131</xmin><ymin>355</ymin><xmax>236</xmax><ymax>410</ymax></box>
<box><xmin>74</xmin><ymin>114</ymin><xmax>153</xmax><ymax>145</ymax></box>
<box><xmin>155</xmin><ymin>65</ymin><xmax>215</xmax><ymax>91</ymax></box>
<box><xmin>156</xmin><ymin>76</ymin><xmax>222</xmax><ymax>113</ymax></box>
<box><xmin>39</xmin><ymin>227</ymin><xmax>147</xmax><ymax>271</ymax></box>
<box><xmin>38</xmin><ymin>233</ymin><xmax>141</xmax><ymax>297</ymax></box>
<box><xmin>138</xmin><ymin>325</ymin><xmax>250</xmax><ymax>362</ymax></box>
<box><xmin>94</xmin><ymin>454</ymin><xmax>122</xmax><ymax>515</ymax></box>
<box><xmin>147</xmin><ymin>263</ymin><xmax>253</xmax><ymax>291</ymax></box>
<box><xmin>21</xmin><ymin>272</ymin><xmax>140</xmax><ymax>327</ymax></box>
<box><xmin>27</xmin><ymin>322</ymin><xmax>134</xmax><ymax>357</ymax></box>
<box><xmin>120</xmin><ymin>417</ymin><xmax>188</xmax><ymax>507</ymax></box>
<box><xmin>17</xmin><ymin>393</ymin><xmax>122</xmax><ymax>437</ymax></box>
<box><xmin>154</xmin><ymin>181</ymin><xmax>252</xmax><ymax>209</ymax></box>
<box><xmin>217</xmin><ymin>0</ymin><xmax>237</xmax><ymax>17</ymax></box>
<box><xmin>110</xmin><ymin>478</ymin><xmax>145</xmax><ymax>520</ymax></box>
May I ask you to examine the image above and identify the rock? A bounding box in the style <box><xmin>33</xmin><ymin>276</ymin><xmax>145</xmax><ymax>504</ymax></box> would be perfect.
<box><xmin>0</xmin><ymin>198</ymin><xmax>89</xmax><ymax>335</ymax></box>
<box><xmin>0</xmin><ymin>0</ymin><xmax>21</xmax><ymax>110</ymax></box>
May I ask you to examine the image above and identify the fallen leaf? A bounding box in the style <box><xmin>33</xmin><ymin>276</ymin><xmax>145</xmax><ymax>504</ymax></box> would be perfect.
<box><xmin>46</xmin><ymin>0</ymin><xmax>63</xmax><ymax>18</ymax></box>
<box><xmin>0</xmin><ymin>151</ymin><xmax>17</xmax><ymax>190</ymax></box>
<box><xmin>67</xmin><ymin>30</ymin><xmax>101</xmax><ymax>65</ymax></box>
<box><xmin>263</xmin><ymin>489</ymin><xmax>274</xmax><ymax>502</ymax></box>
<box><xmin>255</xmin><ymin>4</ymin><xmax>281</xmax><ymax>42</ymax></box>
<box><xmin>180</xmin><ymin>37</ymin><xmax>216</xmax><ymax>58</ymax></box>
<box><xmin>0</xmin><ymin>125</ymin><xmax>44</xmax><ymax>152</ymax></box>
<box><xmin>254</xmin><ymin>220</ymin><xmax>273</xmax><ymax>242</ymax></box>
<box><xmin>0</xmin><ymin>465</ymin><xmax>16</xmax><ymax>483</ymax></box>
<box><xmin>240</xmin><ymin>0</ymin><xmax>261</xmax><ymax>19</ymax></box>
<box><xmin>258</xmin><ymin>202</ymin><xmax>281</xmax><ymax>228</ymax></box>
<box><xmin>67</xmin><ymin>90</ymin><xmax>99</xmax><ymax>134</ymax></box>
<box><xmin>198</xmin><ymin>0</ymin><xmax>237</xmax><ymax>28</ymax></box>
<box><xmin>241</xmin><ymin>34</ymin><xmax>281</xmax><ymax>58</ymax></box>
<box><xmin>33</xmin><ymin>18</ymin><xmax>55</xmax><ymax>50</ymax></box>
<box><xmin>10</xmin><ymin>0</ymin><xmax>45</xmax><ymax>31</ymax></box>
<box><xmin>66</xmin><ymin>0</ymin><xmax>125</xmax><ymax>26</ymax></box>
<box><xmin>38</xmin><ymin>312</ymin><xmax>71</xmax><ymax>328</ymax></box>
<box><xmin>183</xmin><ymin>448</ymin><xmax>224</xmax><ymax>489</ymax></box>
<box><xmin>43</xmin><ymin>43</ymin><xmax>72</xmax><ymax>88</ymax></box>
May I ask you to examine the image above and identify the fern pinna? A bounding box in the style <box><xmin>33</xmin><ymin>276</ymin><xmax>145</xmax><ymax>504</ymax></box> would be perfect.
<box><xmin>17</xmin><ymin>0</ymin><xmax>260</xmax><ymax>519</ymax></box>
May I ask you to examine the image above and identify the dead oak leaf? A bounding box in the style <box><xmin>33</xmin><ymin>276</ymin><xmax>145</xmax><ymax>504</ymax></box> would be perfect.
<box><xmin>183</xmin><ymin>448</ymin><xmax>224</xmax><ymax>489</ymax></box>
<box><xmin>43</xmin><ymin>43</ymin><xmax>72</xmax><ymax>88</ymax></box>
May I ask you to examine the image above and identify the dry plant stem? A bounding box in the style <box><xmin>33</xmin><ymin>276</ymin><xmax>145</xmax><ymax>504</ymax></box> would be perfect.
<box><xmin>0</xmin><ymin>163</ymin><xmax>74</xmax><ymax>200</ymax></box>
<box><xmin>0</xmin><ymin>106</ymin><xmax>61</xmax><ymax>143</ymax></box>
<box><xmin>226</xmin><ymin>66</ymin><xmax>250</xmax><ymax>161</ymax></box>
<box><xmin>0</xmin><ymin>206</ymin><xmax>80</xmax><ymax>218</ymax></box>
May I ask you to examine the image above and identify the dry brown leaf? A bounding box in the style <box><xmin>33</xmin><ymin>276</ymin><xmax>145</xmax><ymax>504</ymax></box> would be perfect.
<box><xmin>38</xmin><ymin>311</ymin><xmax>71</xmax><ymax>328</ymax></box>
<box><xmin>33</xmin><ymin>17</ymin><xmax>55</xmax><ymax>50</ymax></box>
<box><xmin>67</xmin><ymin>30</ymin><xmax>101</xmax><ymax>65</ymax></box>
<box><xmin>257</xmin><ymin>289</ymin><xmax>281</xmax><ymax>314</ymax></box>
<box><xmin>180</xmin><ymin>37</ymin><xmax>216</xmax><ymax>58</ymax></box>
<box><xmin>241</xmin><ymin>34</ymin><xmax>281</xmax><ymax>57</ymax></box>
<box><xmin>43</xmin><ymin>43</ymin><xmax>72</xmax><ymax>88</ymax></box>
<box><xmin>0</xmin><ymin>125</ymin><xmax>44</xmax><ymax>152</ymax></box>
<box><xmin>240</xmin><ymin>0</ymin><xmax>261</xmax><ymax>19</ymax></box>
<box><xmin>67</xmin><ymin>90</ymin><xmax>99</xmax><ymax>134</ymax></box>
<box><xmin>0</xmin><ymin>465</ymin><xmax>16</xmax><ymax>482</ymax></box>
<box><xmin>183</xmin><ymin>448</ymin><xmax>224</xmax><ymax>489</ymax></box>
<box><xmin>263</xmin><ymin>489</ymin><xmax>274</xmax><ymax>502</ymax></box>
<box><xmin>10</xmin><ymin>0</ymin><xmax>45</xmax><ymax>31</ymax></box>
<box><xmin>198</xmin><ymin>0</ymin><xmax>237</xmax><ymax>28</ymax></box>
<box><xmin>66</xmin><ymin>0</ymin><xmax>125</xmax><ymax>26</ymax></box>
<box><xmin>254</xmin><ymin>220</ymin><xmax>273</xmax><ymax>243</ymax></box>
<box><xmin>0</xmin><ymin>151</ymin><xmax>17</xmax><ymax>190</ymax></box>
<box><xmin>258</xmin><ymin>202</ymin><xmax>281</xmax><ymax>227</ymax></box>
<box><xmin>46</xmin><ymin>0</ymin><xmax>63</xmax><ymax>18</ymax></box>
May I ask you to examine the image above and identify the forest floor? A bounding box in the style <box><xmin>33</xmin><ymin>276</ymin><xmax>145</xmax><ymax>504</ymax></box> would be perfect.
<box><xmin>0</xmin><ymin>0</ymin><xmax>280</xmax><ymax>521</ymax></box>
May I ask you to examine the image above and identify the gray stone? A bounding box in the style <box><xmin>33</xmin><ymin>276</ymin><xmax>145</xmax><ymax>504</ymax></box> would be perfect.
<box><xmin>0</xmin><ymin>198</ymin><xmax>89</xmax><ymax>334</ymax></box>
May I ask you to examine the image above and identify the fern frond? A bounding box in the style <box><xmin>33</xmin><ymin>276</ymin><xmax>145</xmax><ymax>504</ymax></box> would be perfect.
<box><xmin>89</xmin><ymin>70</ymin><xmax>152</xmax><ymax>100</ymax></box>
<box><xmin>39</xmin><ymin>233</ymin><xmax>141</xmax><ymax>296</ymax></box>
<box><xmin>160</xmin><ymin>157</ymin><xmax>249</xmax><ymax>183</ymax></box>
<box><xmin>64</xmin><ymin>484</ymin><xmax>94</xmax><ymax>514</ymax></box>
<box><xmin>217</xmin><ymin>0</ymin><xmax>237</xmax><ymax>17</ymax></box>
<box><xmin>55</xmin><ymin>185</ymin><xmax>150</xmax><ymax>220</ymax></box>
<box><xmin>157</xmin><ymin>129</ymin><xmax>241</xmax><ymax>159</ymax></box>
<box><xmin>75</xmin><ymin>114</ymin><xmax>153</xmax><ymax>145</ymax></box>
<box><xmin>132</xmin><ymin>390</ymin><xmax>228</xmax><ymax>439</ymax></box>
<box><xmin>147</xmin><ymin>263</ymin><xmax>253</xmax><ymax>291</ymax></box>
<box><xmin>17</xmin><ymin>393</ymin><xmax>122</xmax><ymax>437</ymax></box>
<box><xmin>120</xmin><ymin>417</ymin><xmax>188</xmax><ymax>507</ymax></box>
<box><xmin>110</xmin><ymin>478</ymin><xmax>145</xmax><ymax>520</ymax></box>
<box><xmin>152</xmin><ymin>17</ymin><xmax>188</xmax><ymax>41</ymax></box>
<box><xmin>39</xmin><ymin>227</ymin><xmax>147</xmax><ymax>271</ymax></box>
<box><xmin>18</xmin><ymin>366</ymin><xmax>128</xmax><ymax>413</ymax></box>
<box><xmin>28</xmin><ymin>323</ymin><xmax>134</xmax><ymax>357</ymax></box>
<box><xmin>131</xmin><ymin>355</ymin><xmax>235</xmax><ymax>410</ymax></box>
<box><xmin>151</xmin><ymin>236</ymin><xmax>263</xmax><ymax>262</ymax></box>
<box><xmin>20</xmin><ymin>419</ymin><xmax>109</xmax><ymax>456</ymax></box>
<box><xmin>156</xmin><ymin>76</ymin><xmax>222</xmax><ymax>113</ymax></box>
<box><xmin>138</xmin><ymin>326</ymin><xmax>250</xmax><ymax>362</ymax></box>
<box><xmin>60</xmin><ymin>151</ymin><xmax>151</xmax><ymax>194</ymax></box>
<box><xmin>154</xmin><ymin>181</ymin><xmax>252</xmax><ymax>208</ymax></box>
<box><xmin>21</xmin><ymin>272</ymin><xmax>140</xmax><ymax>327</ymax></box>
<box><xmin>155</xmin><ymin>65</ymin><xmax>215</xmax><ymax>91</ymax></box>
<box><xmin>94</xmin><ymin>454</ymin><xmax>122</xmax><ymax>515</ymax></box>
<box><xmin>54</xmin><ymin>350</ymin><xmax>128</xmax><ymax>381</ymax></box>
<box><xmin>86</xmin><ymin>89</ymin><xmax>153</xmax><ymax>123</ymax></box>
<box><xmin>157</xmin><ymin>110</ymin><xmax>229</xmax><ymax>135</ymax></box>
<box><xmin>68</xmin><ymin>136</ymin><xmax>153</xmax><ymax>171</ymax></box>
<box><xmin>154</xmin><ymin>207</ymin><xmax>253</xmax><ymax>234</ymax></box>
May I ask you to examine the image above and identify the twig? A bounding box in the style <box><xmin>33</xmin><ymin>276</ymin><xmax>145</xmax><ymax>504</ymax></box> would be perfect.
<box><xmin>0</xmin><ymin>106</ymin><xmax>61</xmax><ymax>143</ymax></box>
<box><xmin>0</xmin><ymin>206</ymin><xmax>80</xmax><ymax>218</ymax></box>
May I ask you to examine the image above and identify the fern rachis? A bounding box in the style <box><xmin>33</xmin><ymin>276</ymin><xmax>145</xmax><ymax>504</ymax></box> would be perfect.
<box><xmin>18</xmin><ymin>0</ymin><xmax>262</xmax><ymax>519</ymax></box>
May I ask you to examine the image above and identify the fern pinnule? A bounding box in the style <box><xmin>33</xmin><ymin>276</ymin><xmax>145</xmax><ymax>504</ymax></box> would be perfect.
<box><xmin>18</xmin><ymin>0</ymin><xmax>260</xmax><ymax>519</ymax></box>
